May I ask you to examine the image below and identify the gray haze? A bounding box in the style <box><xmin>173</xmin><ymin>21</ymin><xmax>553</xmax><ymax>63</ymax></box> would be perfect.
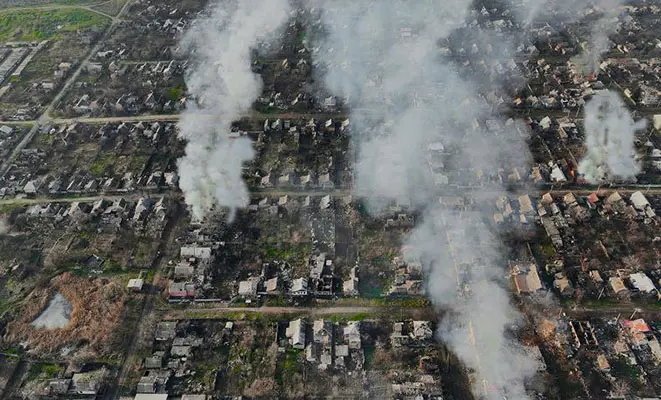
<box><xmin>308</xmin><ymin>1</ymin><xmax>538</xmax><ymax>398</ymax></box>
<box><xmin>579</xmin><ymin>90</ymin><xmax>646</xmax><ymax>182</ymax></box>
<box><xmin>175</xmin><ymin>0</ymin><xmax>637</xmax><ymax>397</ymax></box>
<box><xmin>516</xmin><ymin>0</ymin><xmax>626</xmax><ymax>74</ymax></box>
<box><xmin>574</xmin><ymin>0</ymin><xmax>626</xmax><ymax>74</ymax></box>
<box><xmin>177</xmin><ymin>0</ymin><xmax>291</xmax><ymax>220</ymax></box>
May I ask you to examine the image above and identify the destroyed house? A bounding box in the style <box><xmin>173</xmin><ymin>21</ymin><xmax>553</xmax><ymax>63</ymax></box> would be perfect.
<box><xmin>511</xmin><ymin>263</ymin><xmax>543</xmax><ymax>294</ymax></box>
<box><xmin>313</xmin><ymin>319</ymin><xmax>333</xmax><ymax>344</ymax></box>
<box><xmin>70</xmin><ymin>368</ymin><xmax>108</xmax><ymax>395</ymax></box>
<box><xmin>137</xmin><ymin>375</ymin><xmax>157</xmax><ymax>393</ymax></box>
<box><xmin>174</xmin><ymin>263</ymin><xmax>195</xmax><ymax>279</ymax></box>
<box><xmin>290</xmin><ymin>277</ymin><xmax>309</xmax><ymax>296</ymax></box>
<box><xmin>344</xmin><ymin>321</ymin><xmax>362</xmax><ymax>349</ymax></box>
<box><xmin>168</xmin><ymin>281</ymin><xmax>195</xmax><ymax>301</ymax></box>
<box><xmin>180</xmin><ymin>246</ymin><xmax>212</xmax><ymax>259</ymax></box>
<box><xmin>629</xmin><ymin>272</ymin><xmax>658</xmax><ymax>296</ymax></box>
<box><xmin>310</xmin><ymin>254</ymin><xmax>334</xmax><ymax>296</ymax></box>
<box><xmin>569</xmin><ymin>320</ymin><xmax>599</xmax><ymax>349</ymax></box>
<box><xmin>262</xmin><ymin>277</ymin><xmax>280</xmax><ymax>294</ymax></box>
<box><xmin>343</xmin><ymin>266</ymin><xmax>359</xmax><ymax>297</ymax></box>
<box><xmin>155</xmin><ymin>322</ymin><xmax>177</xmax><ymax>341</ymax></box>
<box><xmin>48</xmin><ymin>379</ymin><xmax>71</xmax><ymax>395</ymax></box>
<box><xmin>238</xmin><ymin>277</ymin><xmax>260</xmax><ymax>297</ymax></box>
<box><xmin>412</xmin><ymin>321</ymin><xmax>433</xmax><ymax>341</ymax></box>
<box><xmin>144</xmin><ymin>351</ymin><xmax>164</xmax><ymax>369</ymax></box>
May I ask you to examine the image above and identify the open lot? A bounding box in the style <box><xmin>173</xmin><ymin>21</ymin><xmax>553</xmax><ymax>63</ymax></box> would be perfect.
<box><xmin>0</xmin><ymin>8</ymin><xmax>108</xmax><ymax>41</ymax></box>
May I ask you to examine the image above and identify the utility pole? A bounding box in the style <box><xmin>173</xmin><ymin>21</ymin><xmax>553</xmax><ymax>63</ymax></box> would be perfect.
<box><xmin>629</xmin><ymin>308</ymin><xmax>640</xmax><ymax>320</ymax></box>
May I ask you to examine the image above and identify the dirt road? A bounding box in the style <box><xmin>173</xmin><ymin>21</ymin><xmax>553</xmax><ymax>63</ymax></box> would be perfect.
<box><xmin>163</xmin><ymin>305</ymin><xmax>436</xmax><ymax>320</ymax></box>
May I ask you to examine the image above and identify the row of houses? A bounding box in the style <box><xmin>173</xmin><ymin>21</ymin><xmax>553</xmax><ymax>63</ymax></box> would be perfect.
<box><xmin>283</xmin><ymin>318</ymin><xmax>364</xmax><ymax>371</ymax></box>
<box><xmin>237</xmin><ymin>254</ymin><xmax>360</xmax><ymax>300</ymax></box>
<box><xmin>20</xmin><ymin>196</ymin><xmax>168</xmax><ymax>230</ymax></box>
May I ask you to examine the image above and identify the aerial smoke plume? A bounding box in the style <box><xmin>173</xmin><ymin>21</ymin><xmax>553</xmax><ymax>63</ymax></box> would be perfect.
<box><xmin>517</xmin><ymin>0</ymin><xmax>625</xmax><ymax>74</ymax></box>
<box><xmin>564</xmin><ymin>0</ymin><xmax>643</xmax><ymax>184</ymax></box>
<box><xmin>579</xmin><ymin>90</ymin><xmax>646</xmax><ymax>183</ymax></box>
<box><xmin>573</xmin><ymin>0</ymin><xmax>626</xmax><ymax>74</ymax></box>
<box><xmin>309</xmin><ymin>0</ymin><xmax>538</xmax><ymax>397</ymax></box>
<box><xmin>177</xmin><ymin>0</ymin><xmax>291</xmax><ymax>220</ymax></box>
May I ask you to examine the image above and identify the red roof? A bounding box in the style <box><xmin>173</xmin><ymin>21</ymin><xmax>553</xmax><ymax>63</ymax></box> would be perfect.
<box><xmin>623</xmin><ymin>319</ymin><xmax>650</xmax><ymax>333</ymax></box>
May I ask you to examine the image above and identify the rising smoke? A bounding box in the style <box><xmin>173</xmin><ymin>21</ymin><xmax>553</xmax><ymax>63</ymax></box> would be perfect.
<box><xmin>177</xmin><ymin>0</ymin><xmax>292</xmax><ymax>220</ymax></box>
<box><xmin>578</xmin><ymin>0</ymin><xmax>626</xmax><ymax>75</ymax></box>
<box><xmin>562</xmin><ymin>0</ymin><xmax>645</xmax><ymax>184</ymax></box>
<box><xmin>307</xmin><ymin>1</ymin><xmax>538</xmax><ymax>398</ymax></box>
<box><xmin>579</xmin><ymin>90</ymin><xmax>647</xmax><ymax>183</ymax></box>
<box><xmin>518</xmin><ymin>0</ymin><xmax>626</xmax><ymax>74</ymax></box>
<box><xmin>177</xmin><ymin>0</ymin><xmax>637</xmax><ymax>397</ymax></box>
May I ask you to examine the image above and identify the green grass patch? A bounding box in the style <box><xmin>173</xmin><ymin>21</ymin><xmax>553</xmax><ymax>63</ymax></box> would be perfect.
<box><xmin>387</xmin><ymin>297</ymin><xmax>431</xmax><ymax>308</ymax></box>
<box><xmin>42</xmin><ymin>364</ymin><xmax>61</xmax><ymax>378</ymax></box>
<box><xmin>194</xmin><ymin>363</ymin><xmax>217</xmax><ymax>388</ymax></box>
<box><xmin>336</xmin><ymin>296</ymin><xmax>430</xmax><ymax>308</ymax></box>
<box><xmin>25</xmin><ymin>363</ymin><xmax>62</xmax><ymax>381</ymax></box>
<box><xmin>263</xmin><ymin>295</ymin><xmax>287</xmax><ymax>307</ymax></box>
<box><xmin>127</xmin><ymin>154</ymin><xmax>149</xmax><ymax>171</ymax></box>
<box><xmin>535</xmin><ymin>241</ymin><xmax>556</xmax><ymax>258</ymax></box>
<box><xmin>0</xmin><ymin>203</ymin><xmax>24</xmax><ymax>214</ymax></box>
<box><xmin>3</xmin><ymin>348</ymin><xmax>19</xmax><ymax>356</ymax></box>
<box><xmin>36</xmin><ymin>133</ymin><xmax>55</xmax><ymax>147</ymax></box>
<box><xmin>349</xmin><ymin>312</ymin><xmax>367</xmax><ymax>321</ymax></box>
<box><xmin>165</xmin><ymin>85</ymin><xmax>184</xmax><ymax>102</ymax></box>
<box><xmin>578</xmin><ymin>298</ymin><xmax>620</xmax><ymax>309</ymax></box>
<box><xmin>282</xmin><ymin>348</ymin><xmax>301</xmax><ymax>375</ymax></box>
<box><xmin>88</xmin><ymin>354</ymin><xmax>121</xmax><ymax>366</ymax></box>
<box><xmin>254</xmin><ymin>103</ymin><xmax>279</xmax><ymax>114</ymax></box>
<box><xmin>144</xmin><ymin>270</ymin><xmax>155</xmax><ymax>282</ymax></box>
<box><xmin>0</xmin><ymin>298</ymin><xmax>13</xmax><ymax>316</ymax></box>
<box><xmin>103</xmin><ymin>258</ymin><xmax>124</xmax><ymax>274</ymax></box>
<box><xmin>91</xmin><ymin>0</ymin><xmax>127</xmax><ymax>16</ymax></box>
<box><xmin>360</xmin><ymin>283</ymin><xmax>386</xmax><ymax>298</ymax></box>
<box><xmin>363</xmin><ymin>345</ymin><xmax>375</xmax><ymax>370</ymax></box>
<box><xmin>327</xmin><ymin>312</ymin><xmax>369</xmax><ymax>323</ymax></box>
<box><xmin>89</xmin><ymin>154</ymin><xmax>116</xmax><ymax>176</ymax></box>
<box><xmin>611</xmin><ymin>356</ymin><xmax>641</xmax><ymax>378</ymax></box>
<box><xmin>0</xmin><ymin>0</ymin><xmax>100</xmax><ymax>7</ymax></box>
<box><xmin>0</xmin><ymin>8</ymin><xmax>109</xmax><ymax>42</ymax></box>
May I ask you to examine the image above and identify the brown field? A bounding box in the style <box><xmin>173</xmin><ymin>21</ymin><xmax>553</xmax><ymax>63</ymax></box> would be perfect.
<box><xmin>4</xmin><ymin>272</ymin><xmax>127</xmax><ymax>355</ymax></box>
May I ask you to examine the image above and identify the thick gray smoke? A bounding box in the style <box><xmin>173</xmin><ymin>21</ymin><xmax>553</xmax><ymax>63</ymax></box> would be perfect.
<box><xmin>177</xmin><ymin>0</ymin><xmax>291</xmax><ymax>220</ymax></box>
<box><xmin>309</xmin><ymin>1</ymin><xmax>538</xmax><ymax>398</ymax></box>
<box><xmin>579</xmin><ymin>90</ymin><xmax>646</xmax><ymax>183</ymax></box>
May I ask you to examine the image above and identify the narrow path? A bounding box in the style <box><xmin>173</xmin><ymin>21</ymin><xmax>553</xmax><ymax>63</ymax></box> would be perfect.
<box><xmin>104</xmin><ymin>200</ymin><xmax>183</xmax><ymax>399</ymax></box>
<box><xmin>163</xmin><ymin>305</ymin><xmax>430</xmax><ymax>320</ymax></box>
<box><xmin>2</xmin><ymin>184</ymin><xmax>661</xmax><ymax>207</ymax></box>
<box><xmin>0</xmin><ymin>358</ymin><xmax>26</xmax><ymax>400</ymax></box>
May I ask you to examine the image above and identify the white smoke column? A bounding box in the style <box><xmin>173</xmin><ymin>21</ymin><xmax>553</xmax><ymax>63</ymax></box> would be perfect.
<box><xmin>309</xmin><ymin>1</ymin><xmax>538</xmax><ymax>398</ymax></box>
<box><xmin>574</xmin><ymin>0</ymin><xmax>626</xmax><ymax>75</ymax></box>
<box><xmin>579</xmin><ymin>90</ymin><xmax>646</xmax><ymax>183</ymax></box>
<box><xmin>517</xmin><ymin>0</ymin><xmax>628</xmax><ymax>75</ymax></box>
<box><xmin>177</xmin><ymin>0</ymin><xmax>291</xmax><ymax>220</ymax></box>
